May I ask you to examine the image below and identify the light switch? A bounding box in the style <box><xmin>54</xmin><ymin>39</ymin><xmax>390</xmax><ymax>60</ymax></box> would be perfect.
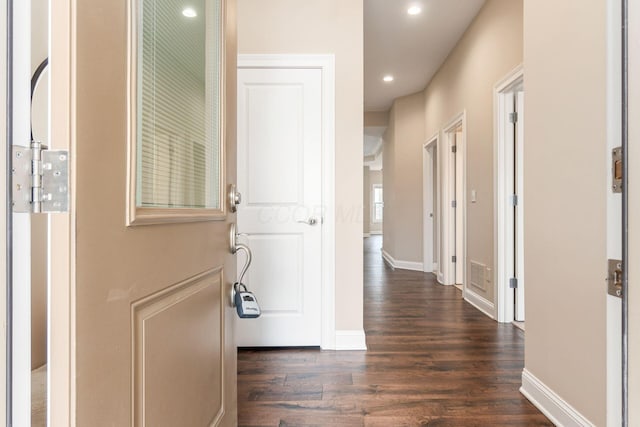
<box><xmin>471</xmin><ymin>190</ymin><xmax>477</xmax><ymax>203</ymax></box>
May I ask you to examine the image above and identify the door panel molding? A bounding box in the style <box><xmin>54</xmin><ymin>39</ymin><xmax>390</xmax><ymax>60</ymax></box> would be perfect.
<box><xmin>237</xmin><ymin>54</ymin><xmax>336</xmax><ymax>349</ymax></box>
<box><xmin>131</xmin><ymin>267</ymin><xmax>225</xmax><ymax>427</ymax></box>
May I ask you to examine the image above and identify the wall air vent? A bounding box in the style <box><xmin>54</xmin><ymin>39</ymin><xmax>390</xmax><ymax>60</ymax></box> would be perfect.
<box><xmin>469</xmin><ymin>261</ymin><xmax>487</xmax><ymax>291</ymax></box>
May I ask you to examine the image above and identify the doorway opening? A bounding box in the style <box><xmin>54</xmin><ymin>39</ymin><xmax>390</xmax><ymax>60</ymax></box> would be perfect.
<box><xmin>442</xmin><ymin>113</ymin><xmax>466</xmax><ymax>295</ymax></box>
<box><xmin>495</xmin><ymin>66</ymin><xmax>525</xmax><ymax>325</ymax></box>
<box><xmin>423</xmin><ymin>134</ymin><xmax>439</xmax><ymax>278</ymax></box>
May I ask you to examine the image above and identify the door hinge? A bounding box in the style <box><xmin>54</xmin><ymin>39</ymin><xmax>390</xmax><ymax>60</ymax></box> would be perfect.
<box><xmin>511</xmin><ymin>194</ymin><xmax>518</xmax><ymax>206</ymax></box>
<box><xmin>509</xmin><ymin>112</ymin><xmax>518</xmax><ymax>123</ymax></box>
<box><xmin>451</xmin><ymin>200</ymin><xmax>457</xmax><ymax>208</ymax></box>
<box><xmin>451</xmin><ymin>145</ymin><xmax>457</xmax><ymax>153</ymax></box>
<box><xmin>607</xmin><ymin>259</ymin><xmax>623</xmax><ymax>298</ymax></box>
<box><xmin>509</xmin><ymin>277</ymin><xmax>518</xmax><ymax>289</ymax></box>
<box><xmin>452</xmin><ymin>255</ymin><xmax>457</xmax><ymax>263</ymax></box>
<box><xmin>12</xmin><ymin>142</ymin><xmax>69</xmax><ymax>213</ymax></box>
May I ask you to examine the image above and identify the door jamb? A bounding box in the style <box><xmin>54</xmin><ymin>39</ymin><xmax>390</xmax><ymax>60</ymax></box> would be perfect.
<box><xmin>1</xmin><ymin>0</ymin><xmax>8</xmax><ymax>422</ymax></box>
<box><xmin>236</xmin><ymin>54</ymin><xmax>336</xmax><ymax>349</ymax></box>
<box><xmin>423</xmin><ymin>134</ymin><xmax>438</xmax><ymax>277</ymax></box>
<box><xmin>49</xmin><ymin>0</ymin><xmax>75</xmax><ymax>424</ymax></box>
<box><xmin>494</xmin><ymin>65</ymin><xmax>524</xmax><ymax>323</ymax></box>
<box><xmin>441</xmin><ymin>112</ymin><xmax>466</xmax><ymax>292</ymax></box>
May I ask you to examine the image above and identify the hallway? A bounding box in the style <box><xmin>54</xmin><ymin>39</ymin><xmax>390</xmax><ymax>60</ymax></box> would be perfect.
<box><xmin>237</xmin><ymin>236</ymin><xmax>551</xmax><ymax>426</ymax></box>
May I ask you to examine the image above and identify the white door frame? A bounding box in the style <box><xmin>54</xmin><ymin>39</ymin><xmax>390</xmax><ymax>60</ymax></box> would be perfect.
<box><xmin>237</xmin><ymin>54</ymin><xmax>336</xmax><ymax>349</ymax></box>
<box><xmin>1</xmin><ymin>0</ymin><xmax>8</xmax><ymax>422</ymax></box>
<box><xmin>423</xmin><ymin>133</ymin><xmax>439</xmax><ymax>276</ymax></box>
<box><xmin>9</xmin><ymin>1</ymin><xmax>33</xmax><ymax>424</ymax></box>
<box><xmin>441</xmin><ymin>112</ymin><xmax>466</xmax><ymax>291</ymax></box>
<box><xmin>627</xmin><ymin>0</ymin><xmax>639</xmax><ymax>422</ymax></box>
<box><xmin>494</xmin><ymin>65</ymin><xmax>524</xmax><ymax>323</ymax></box>
<box><xmin>607</xmin><ymin>0</ymin><xmax>623</xmax><ymax>424</ymax></box>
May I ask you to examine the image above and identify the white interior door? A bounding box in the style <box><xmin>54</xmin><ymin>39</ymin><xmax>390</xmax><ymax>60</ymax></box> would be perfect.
<box><xmin>515</xmin><ymin>91</ymin><xmax>525</xmax><ymax>321</ymax></box>
<box><xmin>236</xmin><ymin>67</ymin><xmax>322</xmax><ymax>347</ymax></box>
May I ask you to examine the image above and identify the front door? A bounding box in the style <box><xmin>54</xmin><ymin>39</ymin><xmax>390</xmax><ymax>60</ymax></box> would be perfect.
<box><xmin>50</xmin><ymin>0</ymin><xmax>238</xmax><ymax>425</ymax></box>
<box><xmin>236</xmin><ymin>65</ymin><xmax>323</xmax><ymax>347</ymax></box>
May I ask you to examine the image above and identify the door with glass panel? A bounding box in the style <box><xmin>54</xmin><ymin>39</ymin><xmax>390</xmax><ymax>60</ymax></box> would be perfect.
<box><xmin>50</xmin><ymin>0</ymin><xmax>238</xmax><ymax>425</ymax></box>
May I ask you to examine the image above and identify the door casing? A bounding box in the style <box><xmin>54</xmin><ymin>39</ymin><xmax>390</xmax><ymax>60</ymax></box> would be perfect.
<box><xmin>423</xmin><ymin>134</ymin><xmax>439</xmax><ymax>277</ymax></box>
<box><xmin>494</xmin><ymin>65</ymin><xmax>524</xmax><ymax>324</ymax></box>
<box><xmin>441</xmin><ymin>111</ymin><xmax>466</xmax><ymax>293</ymax></box>
<box><xmin>237</xmin><ymin>54</ymin><xmax>337</xmax><ymax>349</ymax></box>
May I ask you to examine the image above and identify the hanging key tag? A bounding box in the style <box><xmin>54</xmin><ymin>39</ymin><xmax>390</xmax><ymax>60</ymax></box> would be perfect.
<box><xmin>234</xmin><ymin>282</ymin><xmax>261</xmax><ymax>318</ymax></box>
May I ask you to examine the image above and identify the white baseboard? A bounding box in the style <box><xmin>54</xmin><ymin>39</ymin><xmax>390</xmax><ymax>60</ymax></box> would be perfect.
<box><xmin>381</xmin><ymin>250</ymin><xmax>424</xmax><ymax>271</ymax></box>
<box><xmin>520</xmin><ymin>369</ymin><xmax>595</xmax><ymax>427</ymax></box>
<box><xmin>381</xmin><ymin>249</ymin><xmax>395</xmax><ymax>269</ymax></box>
<box><xmin>464</xmin><ymin>287</ymin><xmax>495</xmax><ymax>319</ymax></box>
<box><xmin>335</xmin><ymin>330</ymin><xmax>367</xmax><ymax>350</ymax></box>
<box><xmin>370</xmin><ymin>230</ymin><xmax>382</xmax><ymax>235</ymax></box>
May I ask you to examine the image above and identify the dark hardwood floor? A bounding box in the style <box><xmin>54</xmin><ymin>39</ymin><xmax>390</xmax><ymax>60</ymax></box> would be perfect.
<box><xmin>237</xmin><ymin>236</ymin><xmax>551</xmax><ymax>426</ymax></box>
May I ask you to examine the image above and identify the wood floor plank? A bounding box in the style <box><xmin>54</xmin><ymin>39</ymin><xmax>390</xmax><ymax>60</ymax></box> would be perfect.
<box><xmin>237</xmin><ymin>236</ymin><xmax>552</xmax><ymax>426</ymax></box>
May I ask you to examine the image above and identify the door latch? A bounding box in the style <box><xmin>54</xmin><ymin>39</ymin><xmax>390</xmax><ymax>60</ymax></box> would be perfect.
<box><xmin>607</xmin><ymin>259</ymin><xmax>623</xmax><ymax>298</ymax></box>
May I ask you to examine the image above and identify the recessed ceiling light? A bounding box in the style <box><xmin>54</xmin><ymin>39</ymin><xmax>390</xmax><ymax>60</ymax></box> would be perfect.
<box><xmin>407</xmin><ymin>5</ymin><xmax>422</xmax><ymax>15</ymax></box>
<box><xmin>383</xmin><ymin>75</ymin><xmax>394</xmax><ymax>82</ymax></box>
<box><xmin>182</xmin><ymin>7</ymin><xmax>197</xmax><ymax>18</ymax></box>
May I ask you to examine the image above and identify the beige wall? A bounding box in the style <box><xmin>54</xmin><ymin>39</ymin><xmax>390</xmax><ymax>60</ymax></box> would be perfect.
<box><xmin>237</xmin><ymin>0</ymin><xmax>364</xmax><ymax>332</ymax></box>
<box><xmin>364</xmin><ymin>111</ymin><xmax>388</xmax><ymax>127</ymax></box>
<box><xmin>382</xmin><ymin>92</ymin><xmax>425</xmax><ymax>263</ymax></box>
<box><xmin>524</xmin><ymin>0</ymin><xmax>607</xmax><ymax>425</ymax></box>
<box><xmin>369</xmin><ymin>170</ymin><xmax>382</xmax><ymax>234</ymax></box>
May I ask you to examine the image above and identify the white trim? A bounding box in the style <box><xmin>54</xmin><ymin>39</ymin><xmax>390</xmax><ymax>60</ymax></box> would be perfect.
<box><xmin>0</xmin><ymin>0</ymin><xmax>6</xmax><ymax>420</ymax></box>
<box><xmin>238</xmin><ymin>54</ymin><xmax>336</xmax><ymax>350</ymax></box>
<box><xmin>493</xmin><ymin>65</ymin><xmax>524</xmax><ymax>323</ymax></box>
<box><xmin>464</xmin><ymin>287</ymin><xmax>495</xmax><ymax>319</ymax></box>
<box><xmin>605</xmin><ymin>0</ymin><xmax>623</xmax><ymax>425</ymax></box>
<box><xmin>520</xmin><ymin>369</ymin><xmax>596</xmax><ymax>427</ymax></box>
<box><xmin>370</xmin><ymin>231</ymin><xmax>382</xmax><ymax>235</ymax></box>
<box><xmin>441</xmin><ymin>112</ymin><xmax>467</xmax><ymax>294</ymax></box>
<box><xmin>381</xmin><ymin>250</ymin><xmax>395</xmax><ymax>269</ymax></box>
<box><xmin>363</xmin><ymin>233</ymin><xmax>371</xmax><ymax>238</ymax></box>
<box><xmin>11</xmin><ymin>1</ymin><xmax>33</xmax><ymax>424</ymax></box>
<box><xmin>423</xmin><ymin>133</ymin><xmax>438</xmax><ymax>274</ymax></box>
<box><xmin>381</xmin><ymin>250</ymin><xmax>423</xmax><ymax>272</ymax></box>
<box><xmin>335</xmin><ymin>330</ymin><xmax>367</xmax><ymax>351</ymax></box>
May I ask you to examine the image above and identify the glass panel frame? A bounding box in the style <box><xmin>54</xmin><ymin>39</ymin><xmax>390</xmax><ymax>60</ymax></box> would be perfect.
<box><xmin>127</xmin><ymin>0</ymin><xmax>227</xmax><ymax>225</ymax></box>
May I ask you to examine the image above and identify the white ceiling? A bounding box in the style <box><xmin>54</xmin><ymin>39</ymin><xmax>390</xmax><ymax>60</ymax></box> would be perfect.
<box><xmin>364</xmin><ymin>0</ymin><xmax>486</xmax><ymax>112</ymax></box>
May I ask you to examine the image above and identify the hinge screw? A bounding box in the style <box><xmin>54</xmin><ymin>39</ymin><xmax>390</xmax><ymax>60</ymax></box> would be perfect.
<box><xmin>15</xmin><ymin>151</ymin><xmax>22</xmax><ymax>158</ymax></box>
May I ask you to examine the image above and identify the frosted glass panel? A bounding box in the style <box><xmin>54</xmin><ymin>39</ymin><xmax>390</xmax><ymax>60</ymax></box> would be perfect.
<box><xmin>137</xmin><ymin>0</ymin><xmax>221</xmax><ymax>209</ymax></box>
